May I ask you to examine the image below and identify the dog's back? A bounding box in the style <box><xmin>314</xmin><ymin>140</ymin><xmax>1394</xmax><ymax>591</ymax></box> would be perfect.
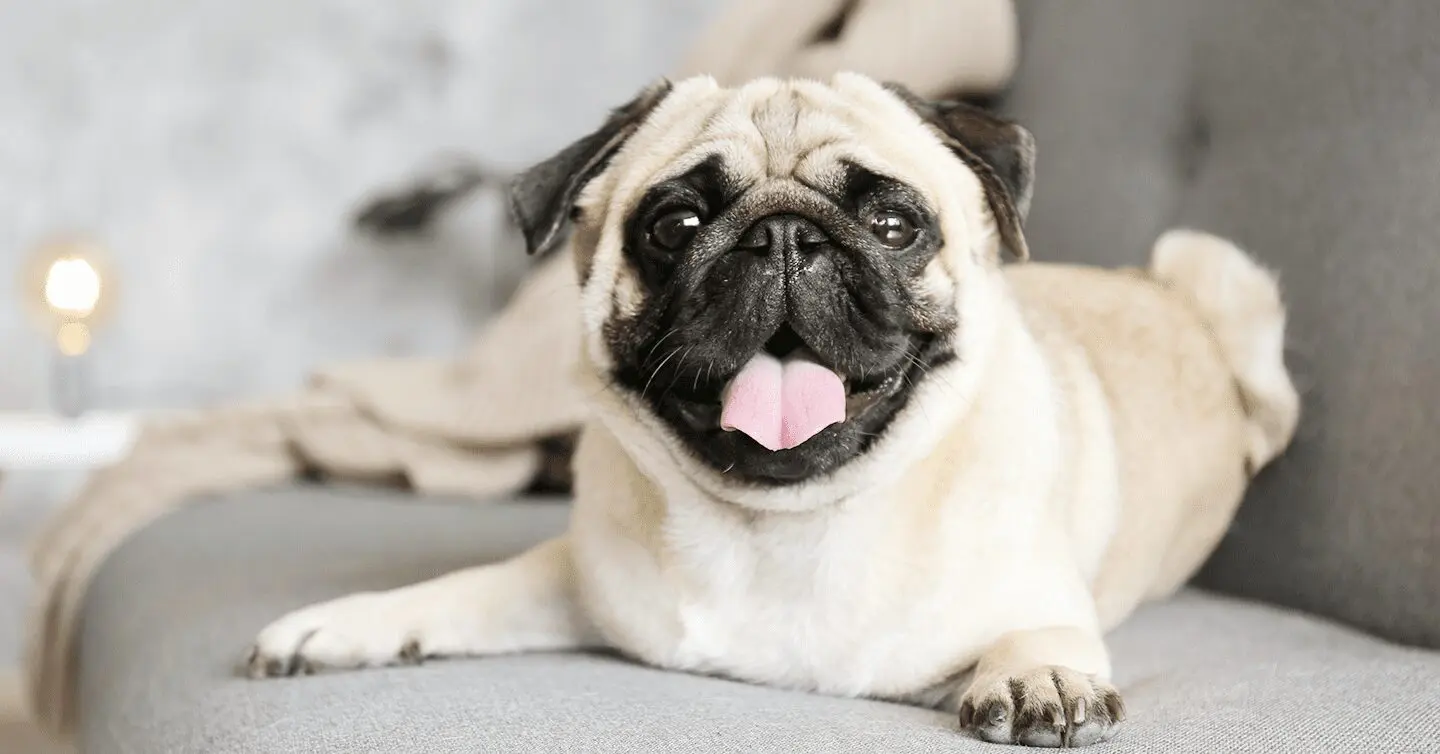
<box><xmin>1007</xmin><ymin>231</ymin><xmax>1299</xmax><ymax>628</ymax></box>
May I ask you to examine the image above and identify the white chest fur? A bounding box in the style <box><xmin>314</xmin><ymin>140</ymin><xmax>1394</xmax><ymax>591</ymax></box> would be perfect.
<box><xmin>569</xmin><ymin>413</ymin><xmax>1109</xmax><ymax>701</ymax></box>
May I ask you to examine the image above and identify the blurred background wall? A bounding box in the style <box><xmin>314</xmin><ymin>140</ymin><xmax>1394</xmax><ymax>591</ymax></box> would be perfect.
<box><xmin>0</xmin><ymin>0</ymin><xmax>719</xmax><ymax>412</ymax></box>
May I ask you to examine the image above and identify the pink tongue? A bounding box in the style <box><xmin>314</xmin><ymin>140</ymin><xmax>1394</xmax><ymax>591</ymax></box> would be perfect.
<box><xmin>720</xmin><ymin>352</ymin><xmax>846</xmax><ymax>451</ymax></box>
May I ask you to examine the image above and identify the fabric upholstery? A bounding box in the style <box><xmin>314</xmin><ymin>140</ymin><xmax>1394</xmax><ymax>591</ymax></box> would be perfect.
<box><xmin>1004</xmin><ymin>0</ymin><xmax>1440</xmax><ymax>647</ymax></box>
<box><xmin>76</xmin><ymin>489</ymin><xmax>1440</xmax><ymax>753</ymax></box>
<box><xmin>69</xmin><ymin>3</ymin><xmax>1440</xmax><ymax>750</ymax></box>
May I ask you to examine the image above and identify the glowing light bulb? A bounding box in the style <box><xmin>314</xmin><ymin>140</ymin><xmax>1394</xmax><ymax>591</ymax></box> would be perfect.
<box><xmin>44</xmin><ymin>257</ymin><xmax>103</xmax><ymax>317</ymax></box>
<box><xmin>17</xmin><ymin>237</ymin><xmax>116</xmax><ymax>415</ymax></box>
<box><xmin>19</xmin><ymin>238</ymin><xmax>116</xmax><ymax>364</ymax></box>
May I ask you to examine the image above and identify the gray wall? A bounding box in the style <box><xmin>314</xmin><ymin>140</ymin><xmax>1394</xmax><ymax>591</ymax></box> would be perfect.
<box><xmin>0</xmin><ymin>0</ymin><xmax>718</xmax><ymax>411</ymax></box>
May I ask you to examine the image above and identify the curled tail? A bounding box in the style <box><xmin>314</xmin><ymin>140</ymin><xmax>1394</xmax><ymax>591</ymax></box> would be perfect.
<box><xmin>1150</xmin><ymin>229</ymin><xmax>1301</xmax><ymax>473</ymax></box>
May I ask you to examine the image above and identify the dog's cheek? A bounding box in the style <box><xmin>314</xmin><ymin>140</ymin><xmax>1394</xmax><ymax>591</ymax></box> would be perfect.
<box><xmin>602</xmin><ymin>313</ymin><xmax>641</xmax><ymax>374</ymax></box>
<box><xmin>602</xmin><ymin>269</ymin><xmax>671</xmax><ymax>376</ymax></box>
<box><xmin>612</xmin><ymin>266</ymin><xmax>646</xmax><ymax>323</ymax></box>
<box><xmin>908</xmin><ymin>259</ymin><xmax>961</xmax><ymax>334</ymax></box>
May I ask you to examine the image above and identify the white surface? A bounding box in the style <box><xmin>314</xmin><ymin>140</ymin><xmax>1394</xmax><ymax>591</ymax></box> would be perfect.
<box><xmin>0</xmin><ymin>412</ymin><xmax>138</xmax><ymax>470</ymax></box>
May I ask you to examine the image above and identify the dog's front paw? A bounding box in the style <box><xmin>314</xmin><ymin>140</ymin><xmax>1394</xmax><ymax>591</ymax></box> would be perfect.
<box><xmin>245</xmin><ymin>591</ymin><xmax>430</xmax><ymax>678</ymax></box>
<box><xmin>958</xmin><ymin>666</ymin><xmax>1124</xmax><ymax>747</ymax></box>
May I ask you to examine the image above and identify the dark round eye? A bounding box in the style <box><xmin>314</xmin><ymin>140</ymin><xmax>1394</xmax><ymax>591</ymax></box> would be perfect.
<box><xmin>648</xmin><ymin>208</ymin><xmax>703</xmax><ymax>251</ymax></box>
<box><xmin>869</xmin><ymin>210</ymin><xmax>918</xmax><ymax>249</ymax></box>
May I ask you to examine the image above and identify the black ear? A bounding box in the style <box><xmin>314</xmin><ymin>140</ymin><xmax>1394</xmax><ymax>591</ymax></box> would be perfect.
<box><xmin>883</xmin><ymin>83</ymin><xmax>1035</xmax><ymax>261</ymax></box>
<box><xmin>507</xmin><ymin>80</ymin><xmax>673</xmax><ymax>255</ymax></box>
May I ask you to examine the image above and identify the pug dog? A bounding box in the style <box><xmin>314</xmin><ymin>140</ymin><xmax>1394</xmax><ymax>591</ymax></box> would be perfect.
<box><xmin>247</xmin><ymin>73</ymin><xmax>1299</xmax><ymax>747</ymax></box>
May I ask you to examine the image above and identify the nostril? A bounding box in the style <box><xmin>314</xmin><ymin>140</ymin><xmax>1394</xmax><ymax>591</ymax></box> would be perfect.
<box><xmin>736</xmin><ymin>224</ymin><xmax>770</xmax><ymax>250</ymax></box>
<box><xmin>797</xmin><ymin>223</ymin><xmax>829</xmax><ymax>246</ymax></box>
<box><xmin>735</xmin><ymin>215</ymin><xmax>832</xmax><ymax>254</ymax></box>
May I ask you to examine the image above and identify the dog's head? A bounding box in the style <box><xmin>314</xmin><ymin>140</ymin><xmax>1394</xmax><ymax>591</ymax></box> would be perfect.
<box><xmin>509</xmin><ymin>74</ymin><xmax>1034</xmax><ymax>493</ymax></box>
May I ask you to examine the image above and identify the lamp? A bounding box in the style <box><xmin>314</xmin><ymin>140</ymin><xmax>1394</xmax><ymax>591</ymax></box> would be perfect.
<box><xmin>20</xmin><ymin>238</ymin><xmax>117</xmax><ymax>417</ymax></box>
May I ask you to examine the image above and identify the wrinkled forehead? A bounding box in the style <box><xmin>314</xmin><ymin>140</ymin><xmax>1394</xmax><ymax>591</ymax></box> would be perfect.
<box><xmin>598</xmin><ymin>76</ymin><xmax>953</xmax><ymax>210</ymax></box>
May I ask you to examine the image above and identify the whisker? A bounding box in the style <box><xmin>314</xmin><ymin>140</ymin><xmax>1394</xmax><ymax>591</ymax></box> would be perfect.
<box><xmin>898</xmin><ymin>344</ymin><xmax>961</xmax><ymax>417</ymax></box>
<box><xmin>642</xmin><ymin>346</ymin><xmax>685</xmax><ymax>401</ymax></box>
<box><xmin>695</xmin><ymin>355</ymin><xmax>714</xmax><ymax>393</ymax></box>
<box><xmin>645</xmin><ymin>328</ymin><xmax>680</xmax><ymax>364</ymax></box>
<box><xmin>662</xmin><ymin>345</ymin><xmax>697</xmax><ymax>400</ymax></box>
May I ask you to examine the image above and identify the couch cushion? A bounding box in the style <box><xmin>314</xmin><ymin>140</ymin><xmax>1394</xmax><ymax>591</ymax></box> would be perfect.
<box><xmin>1004</xmin><ymin>0</ymin><xmax>1440</xmax><ymax>647</ymax></box>
<box><xmin>77</xmin><ymin>488</ymin><xmax>1440</xmax><ymax>753</ymax></box>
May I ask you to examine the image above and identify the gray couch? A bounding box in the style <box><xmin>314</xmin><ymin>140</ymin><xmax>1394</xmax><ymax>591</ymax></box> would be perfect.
<box><xmin>73</xmin><ymin>1</ymin><xmax>1440</xmax><ymax>751</ymax></box>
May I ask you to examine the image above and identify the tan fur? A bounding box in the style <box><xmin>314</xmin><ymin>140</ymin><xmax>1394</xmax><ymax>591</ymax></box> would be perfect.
<box><xmin>249</xmin><ymin>75</ymin><xmax>1297</xmax><ymax>747</ymax></box>
<box><xmin>1006</xmin><ymin>245</ymin><xmax>1294</xmax><ymax>628</ymax></box>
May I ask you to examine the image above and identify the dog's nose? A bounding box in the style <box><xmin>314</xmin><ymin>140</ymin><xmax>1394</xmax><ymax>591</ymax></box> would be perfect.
<box><xmin>735</xmin><ymin>214</ymin><xmax>830</xmax><ymax>255</ymax></box>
